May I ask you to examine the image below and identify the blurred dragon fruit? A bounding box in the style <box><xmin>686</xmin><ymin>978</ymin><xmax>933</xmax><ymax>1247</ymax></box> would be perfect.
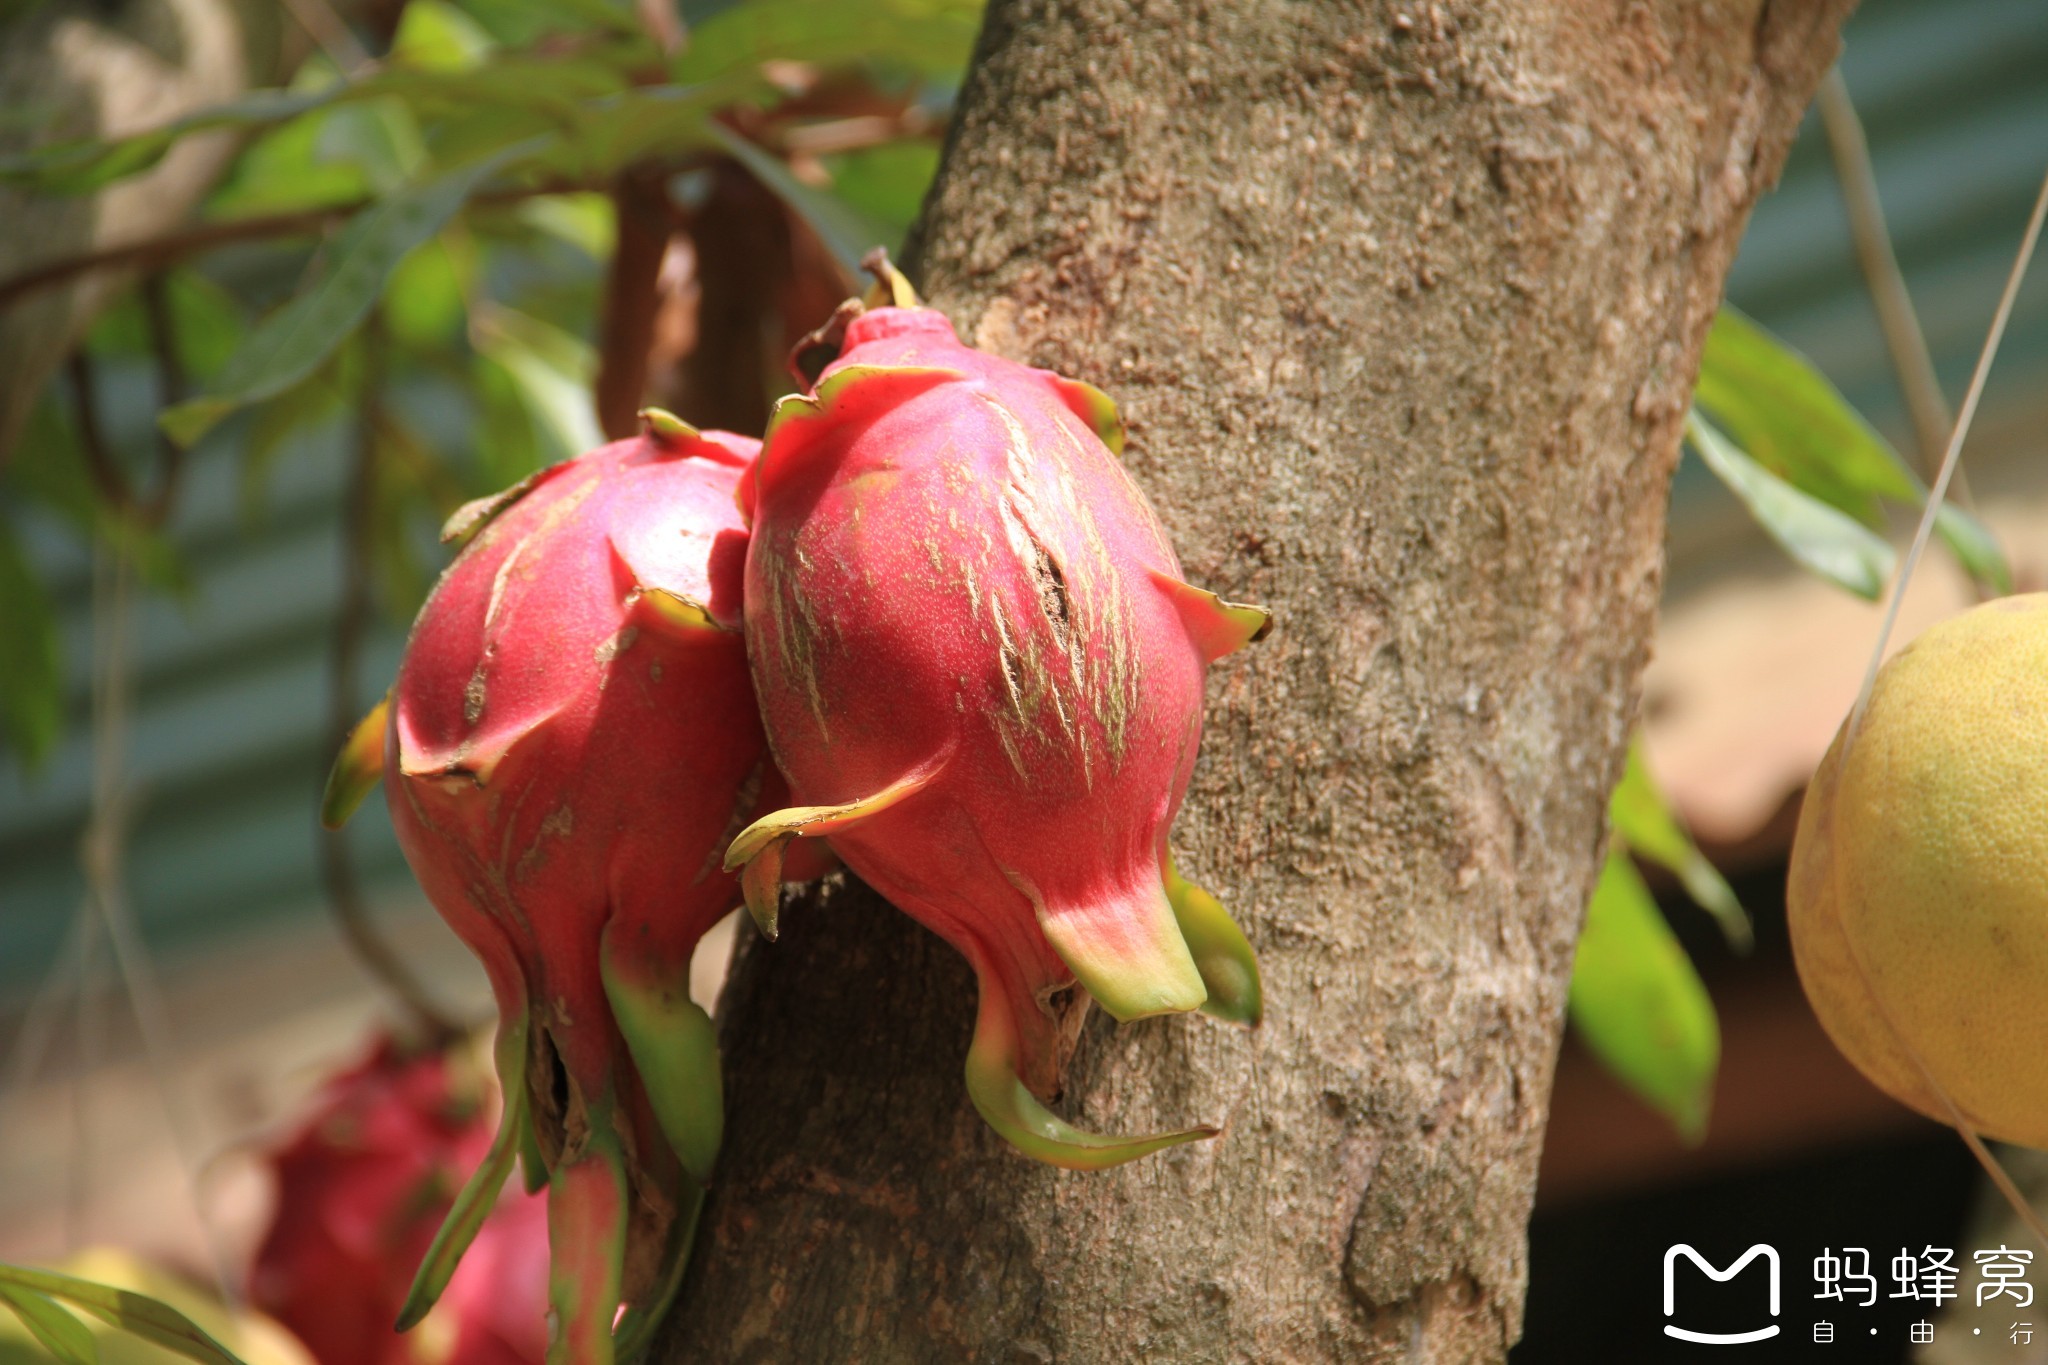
<box><xmin>322</xmin><ymin>414</ymin><xmax>775</xmax><ymax>1363</ymax></box>
<box><xmin>726</xmin><ymin>257</ymin><xmax>1270</xmax><ymax>1169</ymax></box>
<box><xmin>250</xmin><ymin>1033</ymin><xmax>548</xmax><ymax>1365</ymax></box>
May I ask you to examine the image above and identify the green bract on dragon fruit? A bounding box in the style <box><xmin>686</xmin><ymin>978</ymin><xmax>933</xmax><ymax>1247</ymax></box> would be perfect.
<box><xmin>726</xmin><ymin>259</ymin><xmax>1271</xmax><ymax>1169</ymax></box>
<box><xmin>323</xmin><ymin>414</ymin><xmax>776</xmax><ymax>1365</ymax></box>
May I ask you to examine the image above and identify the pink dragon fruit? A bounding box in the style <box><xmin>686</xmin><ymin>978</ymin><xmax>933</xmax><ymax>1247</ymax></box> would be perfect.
<box><xmin>726</xmin><ymin>259</ymin><xmax>1269</xmax><ymax>1169</ymax></box>
<box><xmin>249</xmin><ymin>1032</ymin><xmax>549</xmax><ymax>1365</ymax></box>
<box><xmin>321</xmin><ymin>413</ymin><xmax>772</xmax><ymax>1363</ymax></box>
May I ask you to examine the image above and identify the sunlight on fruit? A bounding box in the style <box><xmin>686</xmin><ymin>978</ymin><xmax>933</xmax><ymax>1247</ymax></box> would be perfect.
<box><xmin>1789</xmin><ymin>593</ymin><xmax>2048</xmax><ymax>1147</ymax></box>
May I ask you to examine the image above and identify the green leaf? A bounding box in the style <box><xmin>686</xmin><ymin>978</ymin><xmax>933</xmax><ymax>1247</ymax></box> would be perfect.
<box><xmin>382</xmin><ymin>229</ymin><xmax>475</xmax><ymax>349</ymax></box>
<box><xmin>1696</xmin><ymin>306</ymin><xmax>2012</xmax><ymax>594</ymax></box>
<box><xmin>0</xmin><ymin>1284</ymin><xmax>96</xmax><ymax>1365</ymax></box>
<box><xmin>1933</xmin><ymin>503</ymin><xmax>2013</xmax><ymax>596</ymax></box>
<box><xmin>1569</xmin><ymin>849</ymin><xmax>1720</xmax><ymax>1144</ymax></box>
<box><xmin>4</xmin><ymin>398</ymin><xmax>190</xmax><ymax>596</ymax></box>
<box><xmin>513</xmin><ymin>193</ymin><xmax>616</xmax><ymax>260</ymax></box>
<box><xmin>0</xmin><ymin>88</ymin><xmax>335</xmax><ymax>193</ymax></box>
<box><xmin>161</xmin><ymin>139</ymin><xmax>548</xmax><ymax>449</ymax></box>
<box><xmin>1695</xmin><ymin>306</ymin><xmax>1910</xmax><ymax>519</ymax></box>
<box><xmin>390</xmin><ymin>0</ymin><xmax>496</xmax><ymax>70</ymax></box>
<box><xmin>674</xmin><ymin>0</ymin><xmax>984</xmax><ymax>84</ymax></box>
<box><xmin>1608</xmin><ymin>736</ymin><xmax>1749</xmax><ymax>950</ymax></box>
<box><xmin>706</xmin><ymin>123</ymin><xmax>890</xmax><ymax>281</ymax></box>
<box><xmin>0</xmin><ymin>520</ymin><xmax>63</xmax><ymax>773</ymax></box>
<box><xmin>238</xmin><ymin>368</ymin><xmax>345</xmax><ymax>521</ymax></box>
<box><xmin>1685</xmin><ymin>410</ymin><xmax>1895</xmax><ymax>600</ymax></box>
<box><xmin>205</xmin><ymin>104</ymin><xmax>375</xmax><ymax>217</ymax></box>
<box><xmin>82</xmin><ymin>271</ymin><xmax>247</xmax><ymax>379</ymax></box>
<box><xmin>0</xmin><ymin>1265</ymin><xmax>245</xmax><ymax>1365</ymax></box>
<box><xmin>824</xmin><ymin>141</ymin><xmax>941</xmax><ymax>250</ymax></box>
<box><xmin>316</xmin><ymin>98</ymin><xmax>428</xmax><ymax>195</ymax></box>
<box><xmin>469</xmin><ymin>304</ymin><xmax>602</xmax><ymax>460</ymax></box>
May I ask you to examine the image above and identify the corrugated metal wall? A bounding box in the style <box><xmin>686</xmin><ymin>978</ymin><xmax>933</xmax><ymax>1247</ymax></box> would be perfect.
<box><xmin>3</xmin><ymin>0</ymin><xmax>2044</xmax><ymax>1009</ymax></box>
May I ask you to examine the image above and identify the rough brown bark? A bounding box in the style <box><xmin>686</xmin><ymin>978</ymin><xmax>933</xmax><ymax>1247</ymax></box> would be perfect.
<box><xmin>663</xmin><ymin>2</ymin><xmax>1853</xmax><ymax>1360</ymax></box>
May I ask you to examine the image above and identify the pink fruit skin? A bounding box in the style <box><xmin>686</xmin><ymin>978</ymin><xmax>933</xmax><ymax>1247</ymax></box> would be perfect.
<box><xmin>250</xmin><ymin>1036</ymin><xmax>546</xmax><ymax>1365</ymax></box>
<box><xmin>740</xmin><ymin>306</ymin><xmax>1221</xmax><ymax>1097</ymax></box>
<box><xmin>384</xmin><ymin>427</ymin><xmax>763</xmax><ymax>1273</ymax></box>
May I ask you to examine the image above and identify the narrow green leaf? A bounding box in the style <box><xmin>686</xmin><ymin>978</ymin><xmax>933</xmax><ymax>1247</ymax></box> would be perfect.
<box><xmin>161</xmin><ymin>138</ymin><xmax>548</xmax><ymax>449</ymax></box>
<box><xmin>1608</xmin><ymin>736</ymin><xmax>1749</xmax><ymax>951</ymax></box>
<box><xmin>0</xmin><ymin>519</ymin><xmax>64</xmax><ymax>772</ymax></box>
<box><xmin>0</xmin><ymin>89</ymin><xmax>333</xmax><ymax>193</ymax></box>
<box><xmin>468</xmin><ymin>305</ymin><xmax>602</xmax><ymax>459</ymax></box>
<box><xmin>1569</xmin><ymin>850</ymin><xmax>1720</xmax><ymax>1144</ymax></box>
<box><xmin>1685</xmin><ymin>409</ymin><xmax>1895</xmax><ymax>600</ymax></box>
<box><xmin>1695</xmin><ymin>306</ymin><xmax>1912</xmax><ymax>516</ymax></box>
<box><xmin>705</xmin><ymin>123</ymin><xmax>891</xmax><ymax>280</ymax></box>
<box><xmin>1696</xmin><ymin>305</ymin><xmax>2011</xmax><ymax>594</ymax></box>
<box><xmin>0</xmin><ymin>1285</ymin><xmax>97</xmax><ymax>1365</ymax></box>
<box><xmin>0</xmin><ymin>1264</ymin><xmax>245</xmax><ymax>1365</ymax></box>
<box><xmin>1933</xmin><ymin>503</ymin><xmax>2013</xmax><ymax>596</ymax></box>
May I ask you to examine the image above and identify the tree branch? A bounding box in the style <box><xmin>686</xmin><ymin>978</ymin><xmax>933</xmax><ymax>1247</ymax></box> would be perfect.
<box><xmin>0</xmin><ymin>181</ymin><xmax>609</xmax><ymax>318</ymax></box>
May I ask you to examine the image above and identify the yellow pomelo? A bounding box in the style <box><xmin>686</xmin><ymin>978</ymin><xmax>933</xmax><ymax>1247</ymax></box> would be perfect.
<box><xmin>1788</xmin><ymin>593</ymin><xmax>2048</xmax><ymax>1148</ymax></box>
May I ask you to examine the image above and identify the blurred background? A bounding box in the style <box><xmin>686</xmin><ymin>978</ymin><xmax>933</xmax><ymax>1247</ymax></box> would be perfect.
<box><xmin>0</xmin><ymin>0</ymin><xmax>2042</xmax><ymax>1360</ymax></box>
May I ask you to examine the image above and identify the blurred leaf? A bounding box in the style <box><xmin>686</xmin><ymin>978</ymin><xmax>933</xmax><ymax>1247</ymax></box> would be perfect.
<box><xmin>0</xmin><ymin>88</ymin><xmax>334</xmax><ymax>193</ymax></box>
<box><xmin>0</xmin><ymin>1285</ymin><xmax>96</xmax><ymax>1365</ymax></box>
<box><xmin>674</xmin><ymin>0</ymin><xmax>985</xmax><ymax>83</ymax></box>
<box><xmin>0</xmin><ymin>519</ymin><xmax>63</xmax><ymax>773</ymax></box>
<box><xmin>317</xmin><ymin>98</ymin><xmax>428</xmax><ymax>194</ymax></box>
<box><xmin>206</xmin><ymin>106</ymin><xmax>374</xmax><ymax>217</ymax></box>
<box><xmin>470</xmin><ymin>304</ymin><xmax>602</xmax><ymax>459</ymax></box>
<box><xmin>549</xmin><ymin>82</ymin><xmax>738</xmax><ymax>179</ymax></box>
<box><xmin>239</xmin><ymin>369</ymin><xmax>344</xmax><ymax>521</ymax></box>
<box><xmin>1609</xmin><ymin>737</ymin><xmax>1749</xmax><ymax>950</ymax></box>
<box><xmin>1695</xmin><ymin>306</ymin><xmax>1907</xmax><ymax>518</ymax></box>
<box><xmin>383</xmin><ymin>229</ymin><xmax>476</xmax><ymax>349</ymax></box>
<box><xmin>1569</xmin><ymin>849</ymin><xmax>1720</xmax><ymax>1144</ymax></box>
<box><xmin>3</xmin><ymin>51</ymin><xmax>624</xmax><ymax>196</ymax></box>
<box><xmin>470</xmin><ymin>352</ymin><xmax>551</xmax><ymax>490</ymax></box>
<box><xmin>162</xmin><ymin>139</ymin><xmax>548</xmax><ymax>449</ymax></box>
<box><xmin>364</xmin><ymin>407</ymin><xmax>473</xmax><ymax>620</ymax></box>
<box><xmin>1933</xmin><ymin>502</ymin><xmax>2013</xmax><ymax>596</ymax></box>
<box><xmin>0</xmin><ymin>1264</ymin><xmax>245</xmax><ymax>1365</ymax></box>
<box><xmin>1697</xmin><ymin>306</ymin><xmax>2011</xmax><ymax>595</ymax></box>
<box><xmin>82</xmin><ymin>272</ymin><xmax>247</xmax><ymax>382</ymax></box>
<box><xmin>1685</xmin><ymin>410</ymin><xmax>1894</xmax><ymax>600</ymax></box>
<box><xmin>391</xmin><ymin>0</ymin><xmax>495</xmax><ymax>70</ymax></box>
<box><xmin>706</xmin><ymin>123</ymin><xmax>888</xmax><ymax>279</ymax></box>
<box><xmin>514</xmin><ymin>193</ymin><xmax>616</xmax><ymax>260</ymax></box>
<box><xmin>6</xmin><ymin>398</ymin><xmax>191</xmax><ymax>596</ymax></box>
<box><xmin>824</xmin><ymin>141</ymin><xmax>940</xmax><ymax>249</ymax></box>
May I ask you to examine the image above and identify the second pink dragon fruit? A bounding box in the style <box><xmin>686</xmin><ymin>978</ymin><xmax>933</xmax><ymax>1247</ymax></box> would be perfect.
<box><xmin>727</xmin><ymin>261</ymin><xmax>1270</xmax><ymax>1168</ymax></box>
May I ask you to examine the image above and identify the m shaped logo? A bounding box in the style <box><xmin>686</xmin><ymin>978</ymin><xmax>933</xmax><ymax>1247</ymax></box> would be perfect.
<box><xmin>1663</xmin><ymin>1244</ymin><xmax>1782</xmax><ymax>1344</ymax></box>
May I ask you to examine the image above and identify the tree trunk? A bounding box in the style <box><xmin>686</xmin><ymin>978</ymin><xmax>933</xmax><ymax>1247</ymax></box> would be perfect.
<box><xmin>662</xmin><ymin>2</ymin><xmax>1853</xmax><ymax>1360</ymax></box>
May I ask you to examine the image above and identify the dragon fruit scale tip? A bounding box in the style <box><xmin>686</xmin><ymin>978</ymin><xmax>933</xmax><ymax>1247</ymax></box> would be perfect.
<box><xmin>726</xmin><ymin>252</ymin><xmax>1272</xmax><ymax>1172</ymax></box>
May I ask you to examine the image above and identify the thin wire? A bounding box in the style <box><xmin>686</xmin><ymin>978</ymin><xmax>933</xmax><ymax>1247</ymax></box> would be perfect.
<box><xmin>1815</xmin><ymin>70</ymin><xmax>1959</xmax><ymax>485</ymax></box>
<box><xmin>1845</xmin><ymin>164</ymin><xmax>2048</xmax><ymax>740</ymax></box>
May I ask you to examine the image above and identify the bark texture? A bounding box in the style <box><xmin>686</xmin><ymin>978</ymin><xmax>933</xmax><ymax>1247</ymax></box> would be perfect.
<box><xmin>663</xmin><ymin>2</ymin><xmax>1853</xmax><ymax>1360</ymax></box>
